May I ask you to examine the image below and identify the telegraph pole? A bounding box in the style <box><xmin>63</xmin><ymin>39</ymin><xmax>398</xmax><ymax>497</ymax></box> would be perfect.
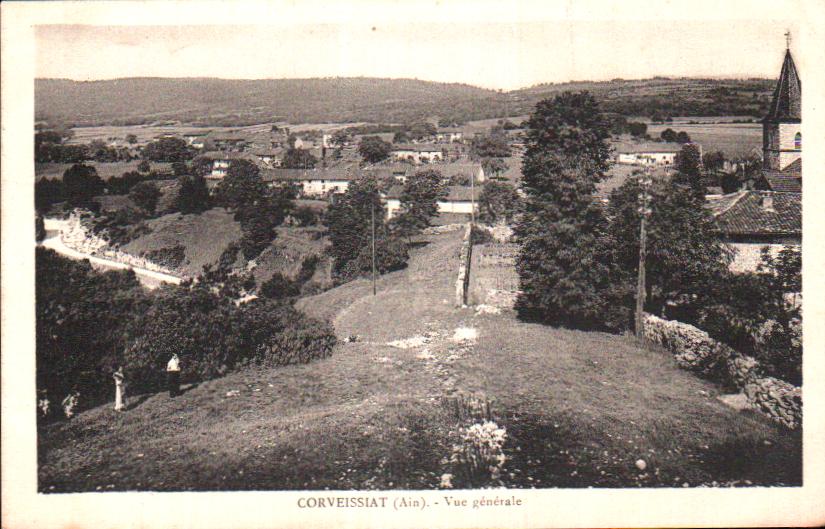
<box><xmin>371</xmin><ymin>202</ymin><xmax>377</xmax><ymax>296</ymax></box>
<box><xmin>635</xmin><ymin>170</ymin><xmax>653</xmax><ymax>339</ymax></box>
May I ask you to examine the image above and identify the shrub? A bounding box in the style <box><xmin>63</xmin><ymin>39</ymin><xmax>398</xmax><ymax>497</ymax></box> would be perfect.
<box><xmin>129</xmin><ymin>181</ymin><xmax>162</xmax><ymax>215</ymax></box>
<box><xmin>293</xmin><ymin>205</ymin><xmax>318</xmax><ymax>226</ymax></box>
<box><xmin>122</xmin><ymin>288</ymin><xmax>336</xmax><ymax>390</ymax></box>
<box><xmin>142</xmin><ymin>244</ymin><xmax>186</xmax><ymax>269</ymax></box>
<box><xmin>260</xmin><ymin>272</ymin><xmax>300</xmax><ymax>299</ymax></box>
<box><xmin>470</xmin><ymin>225</ymin><xmax>494</xmax><ymax>245</ymax></box>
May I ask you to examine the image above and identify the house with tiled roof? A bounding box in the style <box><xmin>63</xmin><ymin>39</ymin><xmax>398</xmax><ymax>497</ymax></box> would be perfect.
<box><xmin>707</xmin><ymin>190</ymin><xmax>801</xmax><ymax>272</ymax></box>
<box><xmin>261</xmin><ymin>167</ymin><xmax>357</xmax><ymax>197</ymax></box>
<box><xmin>760</xmin><ymin>45</ymin><xmax>802</xmax><ymax>193</ymax></box>
<box><xmin>614</xmin><ymin>141</ymin><xmax>687</xmax><ymax>166</ymax></box>
<box><xmin>198</xmin><ymin>151</ymin><xmax>261</xmax><ymax>179</ymax></box>
<box><xmin>383</xmin><ymin>185</ymin><xmax>477</xmax><ymax>219</ymax></box>
<box><xmin>390</xmin><ymin>144</ymin><xmax>445</xmax><ymax>164</ymax></box>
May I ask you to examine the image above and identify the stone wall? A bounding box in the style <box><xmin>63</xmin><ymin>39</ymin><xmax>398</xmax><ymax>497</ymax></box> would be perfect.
<box><xmin>455</xmin><ymin>223</ymin><xmax>473</xmax><ymax>307</ymax></box>
<box><xmin>643</xmin><ymin>314</ymin><xmax>801</xmax><ymax>429</ymax></box>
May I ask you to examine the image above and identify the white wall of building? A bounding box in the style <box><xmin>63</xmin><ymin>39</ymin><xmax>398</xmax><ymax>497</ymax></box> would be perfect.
<box><xmin>617</xmin><ymin>152</ymin><xmax>677</xmax><ymax>165</ymax></box>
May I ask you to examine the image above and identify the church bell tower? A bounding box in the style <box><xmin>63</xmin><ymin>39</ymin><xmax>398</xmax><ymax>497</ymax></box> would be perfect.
<box><xmin>763</xmin><ymin>33</ymin><xmax>801</xmax><ymax>172</ymax></box>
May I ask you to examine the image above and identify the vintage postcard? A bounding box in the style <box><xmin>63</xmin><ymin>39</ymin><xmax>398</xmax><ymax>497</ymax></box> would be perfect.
<box><xmin>3</xmin><ymin>0</ymin><xmax>825</xmax><ymax>528</ymax></box>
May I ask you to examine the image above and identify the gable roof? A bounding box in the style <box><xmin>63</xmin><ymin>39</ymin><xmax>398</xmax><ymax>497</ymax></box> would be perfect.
<box><xmin>384</xmin><ymin>185</ymin><xmax>476</xmax><ymax>202</ymax></box>
<box><xmin>765</xmin><ymin>49</ymin><xmax>802</xmax><ymax>122</ymax></box>
<box><xmin>763</xmin><ymin>173</ymin><xmax>802</xmax><ymax>193</ymax></box>
<box><xmin>614</xmin><ymin>141</ymin><xmax>684</xmax><ymax>154</ymax></box>
<box><xmin>261</xmin><ymin>167</ymin><xmax>356</xmax><ymax>182</ymax></box>
<box><xmin>391</xmin><ymin>143</ymin><xmax>444</xmax><ymax>153</ymax></box>
<box><xmin>708</xmin><ymin>190</ymin><xmax>801</xmax><ymax>237</ymax></box>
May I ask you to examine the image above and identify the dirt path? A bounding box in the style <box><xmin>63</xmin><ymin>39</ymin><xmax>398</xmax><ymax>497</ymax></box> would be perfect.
<box><xmin>41</xmin><ymin>218</ymin><xmax>182</xmax><ymax>288</ymax></box>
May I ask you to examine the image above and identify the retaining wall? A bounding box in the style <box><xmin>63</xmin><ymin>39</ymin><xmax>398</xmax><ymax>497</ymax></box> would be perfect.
<box><xmin>643</xmin><ymin>313</ymin><xmax>801</xmax><ymax>429</ymax></box>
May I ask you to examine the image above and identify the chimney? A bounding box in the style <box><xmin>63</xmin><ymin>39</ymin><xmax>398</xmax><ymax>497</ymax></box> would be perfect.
<box><xmin>761</xmin><ymin>193</ymin><xmax>775</xmax><ymax>212</ymax></box>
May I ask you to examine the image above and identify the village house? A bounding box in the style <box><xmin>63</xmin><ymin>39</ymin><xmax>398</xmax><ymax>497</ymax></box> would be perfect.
<box><xmin>707</xmin><ymin>190</ymin><xmax>800</xmax><ymax>273</ymax></box>
<box><xmin>435</xmin><ymin>127</ymin><xmax>464</xmax><ymax>143</ymax></box>
<box><xmin>182</xmin><ymin>131</ymin><xmax>210</xmax><ymax>149</ymax></box>
<box><xmin>200</xmin><ymin>151</ymin><xmax>260</xmax><ymax>179</ymax></box>
<box><xmin>390</xmin><ymin>143</ymin><xmax>445</xmax><ymax>163</ymax></box>
<box><xmin>365</xmin><ymin>162</ymin><xmax>485</xmax><ymax>185</ymax></box>
<box><xmin>384</xmin><ymin>185</ymin><xmax>477</xmax><ymax>219</ymax></box>
<box><xmin>250</xmin><ymin>148</ymin><xmax>284</xmax><ymax>167</ymax></box>
<box><xmin>261</xmin><ymin>167</ymin><xmax>356</xmax><ymax>197</ymax></box>
<box><xmin>701</xmin><ymin>42</ymin><xmax>803</xmax><ymax>273</ymax></box>
<box><xmin>615</xmin><ymin>142</ymin><xmax>686</xmax><ymax>166</ymax></box>
<box><xmin>209</xmin><ymin>132</ymin><xmax>248</xmax><ymax>152</ymax></box>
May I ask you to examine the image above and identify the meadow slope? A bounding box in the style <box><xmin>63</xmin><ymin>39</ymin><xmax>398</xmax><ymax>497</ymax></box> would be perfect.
<box><xmin>38</xmin><ymin>227</ymin><xmax>800</xmax><ymax>491</ymax></box>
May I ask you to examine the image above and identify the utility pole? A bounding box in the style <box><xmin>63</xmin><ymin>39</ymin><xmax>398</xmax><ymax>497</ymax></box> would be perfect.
<box><xmin>470</xmin><ymin>167</ymin><xmax>475</xmax><ymax>225</ymax></box>
<box><xmin>371</xmin><ymin>201</ymin><xmax>377</xmax><ymax>296</ymax></box>
<box><xmin>635</xmin><ymin>170</ymin><xmax>653</xmax><ymax>339</ymax></box>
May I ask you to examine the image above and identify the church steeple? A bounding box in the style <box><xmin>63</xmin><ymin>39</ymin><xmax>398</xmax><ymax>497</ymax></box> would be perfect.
<box><xmin>762</xmin><ymin>38</ymin><xmax>802</xmax><ymax>172</ymax></box>
<box><xmin>764</xmin><ymin>47</ymin><xmax>801</xmax><ymax>123</ymax></box>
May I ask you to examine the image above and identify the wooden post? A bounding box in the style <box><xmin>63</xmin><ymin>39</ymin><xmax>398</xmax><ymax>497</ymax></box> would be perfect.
<box><xmin>635</xmin><ymin>172</ymin><xmax>652</xmax><ymax>339</ymax></box>
<box><xmin>635</xmin><ymin>212</ymin><xmax>647</xmax><ymax>338</ymax></box>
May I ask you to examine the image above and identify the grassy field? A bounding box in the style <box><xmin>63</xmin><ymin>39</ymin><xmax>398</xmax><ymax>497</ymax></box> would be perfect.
<box><xmin>647</xmin><ymin>122</ymin><xmax>762</xmax><ymax>158</ymax></box>
<box><xmin>120</xmin><ymin>208</ymin><xmax>243</xmax><ymax>276</ymax></box>
<box><xmin>38</xmin><ymin>226</ymin><xmax>800</xmax><ymax>491</ymax></box>
<box><xmin>36</xmin><ymin>161</ymin><xmax>174</xmax><ymax>181</ymax></box>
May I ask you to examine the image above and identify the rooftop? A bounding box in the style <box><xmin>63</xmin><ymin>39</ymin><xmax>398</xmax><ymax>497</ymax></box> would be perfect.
<box><xmin>707</xmin><ymin>190</ymin><xmax>800</xmax><ymax>237</ymax></box>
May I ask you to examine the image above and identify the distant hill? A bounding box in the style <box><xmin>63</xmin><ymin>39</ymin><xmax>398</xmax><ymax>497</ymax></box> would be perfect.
<box><xmin>35</xmin><ymin>76</ymin><xmax>775</xmax><ymax>127</ymax></box>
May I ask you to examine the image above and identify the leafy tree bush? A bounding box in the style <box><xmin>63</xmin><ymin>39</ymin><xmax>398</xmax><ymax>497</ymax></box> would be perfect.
<box><xmin>106</xmin><ymin>171</ymin><xmax>145</xmax><ymax>195</ymax></box>
<box><xmin>292</xmin><ymin>205</ymin><xmax>319</xmax><ymax>226</ymax></box>
<box><xmin>90</xmin><ymin>207</ymin><xmax>151</xmax><ymax>246</ymax></box>
<box><xmin>480</xmin><ymin>157</ymin><xmax>509</xmax><ymax>180</ymax></box>
<box><xmin>702</xmin><ymin>150</ymin><xmax>726</xmax><ymax>173</ymax></box>
<box><xmin>36</xmin><ymin>248</ymin><xmax>149</xmax><ymax>416</ymax></box>
<box><xmin>606</xmin><ymin>175</ymin><xmax>731</xmax><ymax>327</ymax></box>
<box><xmin>142</xmin><ymin>137</ymin><xmax>192</xmax><ymax>162</ymax></box>
<box><xmin>137</xmin><ymin>160</ymin><xmax>151</xmax><ymax>173</ymax></box>
<box><xmin>660</xmin><ymin>128</ymin><xmax>678</xmax><ymax>142</ymax></box>
<box><xmin>627</xmin><ymin>121</ymin><xmax>648</xmax><ymax>137</ymax></box>
<box><xmin>478</xmin><ymin>181</ymin><xmax>522</xmax><ymax>224</ymax></box>
<box><xmin>174</xmin><ymin>174</ymin><xmax>211</xmax><ymax>214</ymax></box>
<box><xmin>358</xmin><ymin>135</ymin><xmax>393</xmax><ymax>164</ymax></box>
<box><xmin>281</xmin><ymin>147</ymin><xmax>318</xmax><ymax>169</ymax></box>
<box><xmin>675</xmin><ymin>131</ymin><xmax>692</xmax><ymax>144</ymax></box>
<box><xmin>63</xmin><ymin>164</ymin><xmax>104</xmax><ymax>207</ymax></box>
<box><xmin>392</xmin><ymin>169</ymin><xmax>447</xmax><ymax>241</ymax></box>
<box><xmin>129</xmin><ymin>181</ymin><xmax>162</xmax><ymax>215</ymax></box>
<box><xmin>470</xmin><ymin>134</ymin><xmax>510</xmax><ymax>159</ymax></box>
<box><xmin>141</xmin><ymin>244</ymin><xmax>186</xmax><ymax>269</ymax></box>
<box><xmin>260</xmin><ymin>272</ymin><xmax>300</xmax><ymax>299</ymax></box>
<box><xmin>35</xmin><ymin>178</ymin><xmax>66</xmax><ymax>212</ymax></box>
<box><xmin>122</xmin><ymin>287</ymin><xmax>335</xmax><ymax>390</ymax></box>
<box><xmin>514</xmin><ymin>91</ymin><xmax>619</xmax><ymax>330</ymax></box>
<box><xmin>673</xmin><ymin>143</ymin><xmax>704</xmax><ymax>197</ymax></box>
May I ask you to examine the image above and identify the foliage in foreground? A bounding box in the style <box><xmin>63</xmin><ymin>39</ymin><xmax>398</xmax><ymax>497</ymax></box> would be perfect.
<box><xmin>35</xmin><ymin>248</ymin><xmax>336</xmax><ymax>419</ymax></box>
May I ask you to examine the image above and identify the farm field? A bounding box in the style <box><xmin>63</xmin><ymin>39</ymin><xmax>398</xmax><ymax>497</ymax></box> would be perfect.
<box><xmin>648</xmin><ymin>122</ymin><xmax>762</xmax><ymax>158</ymax></box>
<box><xmin>38</xmin><ymin>227</ymin><xmax>800</xmax><ymax>491</ymax></box>
<box><xmin>36</xmin><ymin>161</ymin><xmax>173</xmax><ymax>181</ymax></box>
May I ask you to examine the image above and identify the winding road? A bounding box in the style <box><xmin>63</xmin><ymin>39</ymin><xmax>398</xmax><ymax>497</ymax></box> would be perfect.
<box><xmin>41</xmin><ymin>218</ymin><xmax>182</xmax><ymax>289</ymax></box>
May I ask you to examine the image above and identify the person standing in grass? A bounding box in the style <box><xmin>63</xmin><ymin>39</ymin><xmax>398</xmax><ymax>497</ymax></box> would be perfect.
<box><xmin>166</xmin><ymin>354</ymin><xmax>181</xmax><ymax>397</ymax></box>
<box><xmin>113</xmin><ymin>366</ymin><xmax>127</xmax><ymax>411</ymax></box>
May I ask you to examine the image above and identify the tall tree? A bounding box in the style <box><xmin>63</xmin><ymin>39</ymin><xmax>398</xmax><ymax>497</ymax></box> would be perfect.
<box><xmin>175</xmin><ymin>174</ymin><xmax>211</xmax><ymax>214</ymax></box>
<box><xmin>478</xmin><ymin>181</ymin><xmax>522</xmax><ymax>224</ymax></box>
<box><xmin>606</xmin><ymin>175</ymin><xmax>730</xmax><ymax>326</ymax></box>
<box><xmin>514</xmin><ymin>91</ymin><xmax>618</xmax><ymax>329</ymax></box>
<box><xmin>281</xmin><ymin>148</ymin><xmax>318</xmax><ymax>169</ymax></box>
<box><xmin>63</xmin><ymin>163</ymin><xmax>104</xmax><ymax>208</ymax></box>
<box><xmin>673</xmin><ymin>143</ymin><xmax>704</xmax><ymax>198</ymax></box>
<box><xmin>142</xmin><ymin>137</ymin><xmax>192</xmax><ymax>162</ymax></box>
<box><xmin>358</xmin><ymin>136</ymin><xmax>393</xmax><ymax>164</ymax></box>
<box><xmin>129</xmin><ymin>181</ymin><xmax>162</xmax><ymax>215</ymax></box>
<box><xmin>393</xmin><ymin>169</ymin><xmax>447</xmax><ymax>241</ymax></box>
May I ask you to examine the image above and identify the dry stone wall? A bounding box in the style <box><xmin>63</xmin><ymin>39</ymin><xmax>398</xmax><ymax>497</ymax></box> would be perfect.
<box><xmin>643</xmin><ymin>314</ymin><xmax>801</xmax><ymax>429</ymax></box>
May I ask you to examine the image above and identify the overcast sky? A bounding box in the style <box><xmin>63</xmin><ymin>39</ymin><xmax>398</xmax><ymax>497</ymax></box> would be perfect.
<box><xmin>36</xmin><ymin>20</ymin><xmax>794</xmax><ymax>90</ymax></box>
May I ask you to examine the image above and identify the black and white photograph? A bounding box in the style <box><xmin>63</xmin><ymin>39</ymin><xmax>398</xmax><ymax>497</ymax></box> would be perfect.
<box><xmin>3</xmin><ymin>1</ymin><xmax>825</xmax><ymax>528</ymax></box>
